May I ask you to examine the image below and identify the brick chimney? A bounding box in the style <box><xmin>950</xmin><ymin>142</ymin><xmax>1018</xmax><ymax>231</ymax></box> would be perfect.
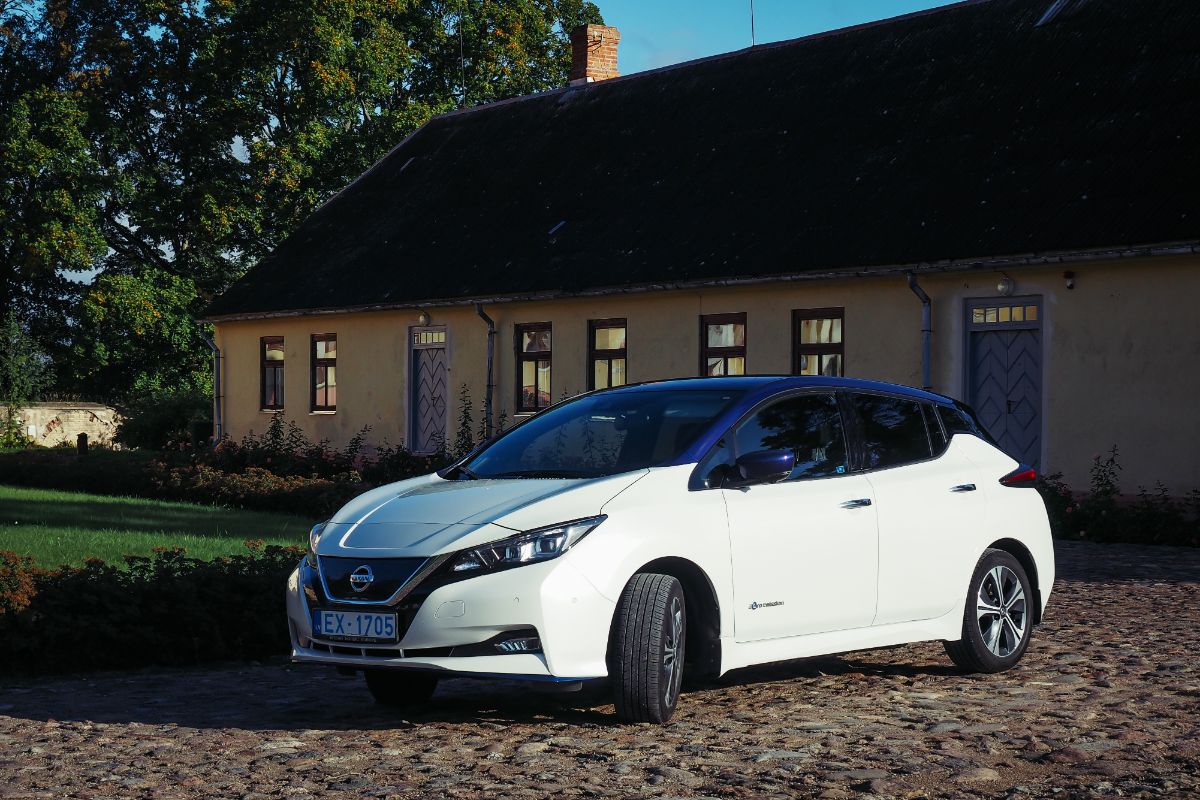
<box><xmin>569</xmin><ymin>24</ymin><xmax>620</xmax><ymax>85</ymax></box>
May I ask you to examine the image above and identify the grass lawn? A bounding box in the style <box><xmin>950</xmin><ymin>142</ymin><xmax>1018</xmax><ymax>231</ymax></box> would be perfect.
<box><xmin>0</xmin><ymin>484</ymin><xmax>314</xmax><ymax>567</ymax></box>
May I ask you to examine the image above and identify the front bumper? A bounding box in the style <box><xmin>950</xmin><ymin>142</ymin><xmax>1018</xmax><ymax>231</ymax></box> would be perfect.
<box><xmin>286</xmin><ymin>554</ymin><xmax>615</xmax><ymax>680</ymax></box>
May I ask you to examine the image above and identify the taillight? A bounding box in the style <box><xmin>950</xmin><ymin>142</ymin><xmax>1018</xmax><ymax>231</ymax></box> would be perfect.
<box><xmin>999</xmin><ymin>464</ymin><xmax>1038</xmax><ymax>487</ymax></box>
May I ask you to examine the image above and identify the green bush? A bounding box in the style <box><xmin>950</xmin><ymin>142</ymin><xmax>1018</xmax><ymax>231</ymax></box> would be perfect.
<box><xmin>149</xmin><ymin>463</ymin><xmax>367</xmax><ymax>520</ymax></box>
<box><xmin>0</xmin><ymin>407</ymin><xmax>33</xmax><ymax>449</ymax></box>
<box><xmin>1038</xmin><ymin>446</ymin><xmax>1200</xmax><ymax>547</ymax></box>
<box><xmin>0</xmin><ymin>424</ymin><xmax>453</xmax><ymax>519</ymax></box>
<box><xmin>0</xmin><ymin>447</ymin><xmax>160</xmax><ymax>496</ymax></box>
<box><xmin>116</xmin><ymin>385</ymin><xmax>213</xmax><ymax>450</ymax></box>
<box><xmin>0</xmin><ymin>543</ymin><xmax>305</xmax><ymax>676</ymax></box>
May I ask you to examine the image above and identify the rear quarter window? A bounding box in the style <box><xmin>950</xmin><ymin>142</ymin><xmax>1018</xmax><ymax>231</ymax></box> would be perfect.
<box><xmin>937</xmin><ymin>402</ymin><xmax>998</xmax><ymax>446</ymax></box>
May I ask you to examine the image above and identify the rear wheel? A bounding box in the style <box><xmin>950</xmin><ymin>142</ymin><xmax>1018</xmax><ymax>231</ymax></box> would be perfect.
<box><xmin>610</xmin><ymin>573</ymin><xmax>686</xmax><ymax>724</ymax></box>
<box><xmin>364</xmin><ymin>670</ymin><xmax>438</xmax><ymax>708</ymax></box>
<box><xmin>944</xmin><ymin>548</ymin><xmax>1033</xmax><ymax>673</ymax></box>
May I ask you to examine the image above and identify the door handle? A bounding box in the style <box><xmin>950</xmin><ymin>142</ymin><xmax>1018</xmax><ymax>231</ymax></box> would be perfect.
<box><xmin>840</xmin><ymin>498</ymin><xmax>873</xmax><ymax>509</ymax></box>
<box><xmin>950</xmin><ymin>483</ymin><xmax>977</xmax><ymax>492</ymax></box>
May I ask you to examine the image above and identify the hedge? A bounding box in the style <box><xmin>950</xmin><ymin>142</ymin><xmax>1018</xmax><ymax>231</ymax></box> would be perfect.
<box><xmin>0</xmin><ymin>414</ymin><xmax>459</xmax><ymax>519</ymax></box>
<box><xmin>0</xmin><ymin>543</ymin><xmax>305</xmax><ymax>676</ymax></box>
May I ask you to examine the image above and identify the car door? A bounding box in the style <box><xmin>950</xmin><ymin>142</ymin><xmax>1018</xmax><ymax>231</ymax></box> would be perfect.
<box><xmin>846</xmin><ymin>393</ymin><xmax>988</xmax><ymax>625</ymax></box>
<box><xmin>719</xmin><ymin>391</ymin><xmax>879</xmax><ymax>642</ymax></box>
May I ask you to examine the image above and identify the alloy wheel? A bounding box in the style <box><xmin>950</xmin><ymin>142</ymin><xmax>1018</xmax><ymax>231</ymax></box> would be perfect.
<box><xmin>976</xmin><ymin>564</ymin><xmax>1027</xmax><ymax>657</ymax></box>
<box><xmin>662</xmin><ymin>595</ymin><xmax>684</xmax><ymax>708</ymax></box>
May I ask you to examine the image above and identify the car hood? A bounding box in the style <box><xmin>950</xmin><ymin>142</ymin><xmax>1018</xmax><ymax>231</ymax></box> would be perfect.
<box><xmin>315</xmin><ymin>470</ymin><xmax>647</xmax><ymax>558</ymax></box>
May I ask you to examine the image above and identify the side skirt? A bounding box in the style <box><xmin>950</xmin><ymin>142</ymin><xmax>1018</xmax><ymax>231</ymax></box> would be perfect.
<box><xmin>718</xmin><ymin>608</ymin><xmax>963</xmax><ymax>675</ymax></box>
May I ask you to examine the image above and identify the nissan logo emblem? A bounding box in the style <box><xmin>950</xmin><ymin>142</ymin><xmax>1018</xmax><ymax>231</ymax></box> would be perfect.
<box><xmin>349</xmin><ymin>565</ymin><xmax>374</xmax><ymax>593</ymax></box>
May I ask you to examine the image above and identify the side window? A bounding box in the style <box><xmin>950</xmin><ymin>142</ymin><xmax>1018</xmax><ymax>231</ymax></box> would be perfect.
<box><xmin>850</xmin><ymin>393</ymin><xmax>932</xmax><ymax>469</ymax></box>
<box><xmin>734</xmin><ymin>393</ymin><xmax>848</xmax><ymax>480</ymax></box>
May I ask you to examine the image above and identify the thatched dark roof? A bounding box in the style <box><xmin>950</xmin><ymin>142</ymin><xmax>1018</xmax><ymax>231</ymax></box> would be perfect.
<box><xmin>207</xmin><ymin>0</ymin><xmax>1200</xmax><ymax>318</ymax></box>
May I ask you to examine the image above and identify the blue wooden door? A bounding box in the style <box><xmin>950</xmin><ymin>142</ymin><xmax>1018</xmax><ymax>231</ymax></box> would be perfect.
<box><xmin>411</xmin><ymin>327</ymin><xmax>448</xmax><ymax>453</ymax></box>
<box><xmin>966</xmin><ymin>299</ymin><xmax>1043</xmax><ymax>468</ymax></box>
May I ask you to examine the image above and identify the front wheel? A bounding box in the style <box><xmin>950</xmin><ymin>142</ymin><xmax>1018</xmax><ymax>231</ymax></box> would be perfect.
<box><xmin>610</xmin><ymin>573</ymin><xmax>686</xmax><ymax>724</ymax></box>
<box><xmin>944</xmin><ymin>548</ymin><xmax>1033</xmax><ymax>673</ymax></box>
<box><xmin>364</xmin><ymin>670</ymin><xmax>438</xmax><ymax>709</ymax></box>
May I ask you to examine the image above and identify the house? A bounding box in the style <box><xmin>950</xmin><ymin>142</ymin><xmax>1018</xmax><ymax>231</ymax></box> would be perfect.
<box><xmin>204</xmin><ymin>0</ymin><xmax>1200</xmax><ymax>493</ymax></box>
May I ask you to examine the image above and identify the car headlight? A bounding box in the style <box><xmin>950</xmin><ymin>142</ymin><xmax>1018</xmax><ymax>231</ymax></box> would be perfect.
<box><xmin>450</xmin><ymin>516</ymin><xmax>606</xmax><ymax>574</ymax></box>
<box><xmin>306</xmin><ymin>522</ymin><xmax>327</xmax><ymax>568</ymax></box>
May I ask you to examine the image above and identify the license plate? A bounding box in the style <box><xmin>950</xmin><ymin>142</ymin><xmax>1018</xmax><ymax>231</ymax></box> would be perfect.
<box><xmin>311</xmin><ymin>609</ymin><xmax>398</xmax><ymax>643</ymax></box>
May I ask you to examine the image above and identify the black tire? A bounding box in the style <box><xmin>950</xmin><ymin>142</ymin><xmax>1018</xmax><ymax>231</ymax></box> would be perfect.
<box><xmin>364</xmin><ymin>670</ymin><xmax>438</xmax><ymax>708</ymax></box>
<box><xmin>944</xmin><ymin>548</ymin><xmax>1034</xmax><ymax>673</ymax></box>
<box><xmin>610</xmin><ymin>573</ymin><xmax>687</xmax><ymax>724</ymax></box>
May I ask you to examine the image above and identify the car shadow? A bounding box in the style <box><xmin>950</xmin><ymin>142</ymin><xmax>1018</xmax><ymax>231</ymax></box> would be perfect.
<box><xmin>0</xmin><ymin>651</ymin><xmax>960</xmax><ymax>732</ymax></box>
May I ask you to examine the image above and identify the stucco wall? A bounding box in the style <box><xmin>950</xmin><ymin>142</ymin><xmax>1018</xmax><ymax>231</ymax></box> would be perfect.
<box><xmin>213</xmin><ymin>254</ymin><xmax>1200</xmax><ymax>493</ymax></box>
<box><xmin>18</xmin><ymin>403</ymin><xmax>120</xmax><ymax>447</ymax></box>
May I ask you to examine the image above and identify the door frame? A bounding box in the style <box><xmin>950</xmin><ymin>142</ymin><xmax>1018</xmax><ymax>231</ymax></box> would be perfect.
<box><xmin>961</xmin><ymin>295</ymin><xmax>1044</xmax><ymax>467</ymax></box>
<box><xmin>408</xmin><ymin>325</ymin><xmax>450</xmax><ymax>454</ymax></box>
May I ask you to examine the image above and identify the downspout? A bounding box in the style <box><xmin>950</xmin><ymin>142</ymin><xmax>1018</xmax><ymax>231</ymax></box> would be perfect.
<box><xmin>475</xmin><ymin>303</ymin><xmax>495</xmax><ymax>439</ymax></box>
<box><xmin>906</xmin><ymin>272</ymin><xmax>933</xmax><ymax>391</ymax></box>
<box><xmin>200</xmin><ymin>326</ymin><xmax>224</xmax><ymax>444</ymax></box>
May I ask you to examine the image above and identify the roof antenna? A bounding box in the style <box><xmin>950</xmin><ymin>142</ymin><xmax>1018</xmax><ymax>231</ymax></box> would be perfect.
<box><xmin>750</xmin><ymin>0</ymin><xmax>756</xmax><ymax>46</ymax></box>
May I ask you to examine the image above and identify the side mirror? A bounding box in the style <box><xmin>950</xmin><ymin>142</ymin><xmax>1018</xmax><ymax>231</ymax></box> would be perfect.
<box><xmin>724</xmin><ymin>449</ymin><xmax>795</xmax><ymax>488</ymax></box>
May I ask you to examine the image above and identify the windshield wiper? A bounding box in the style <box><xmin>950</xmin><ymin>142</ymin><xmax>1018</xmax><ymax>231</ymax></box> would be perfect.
<box><xmin>488</xmin><ymin>469</ymin><xmax>595</xmax><ymax>479</ymax></box>
<box><xmin>456</xmin><ymin>465</ymin><xmax>480</xmax><ymax>480</ymax></box>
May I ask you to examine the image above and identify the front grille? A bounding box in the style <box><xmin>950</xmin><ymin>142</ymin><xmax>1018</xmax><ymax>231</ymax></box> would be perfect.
<box><xmin>303</xmin><ymin>560</ymin><xmax>444</xmax><ymax>645</ymax></box>
<box><xmin>318</xmin><ymin>555</ymin><xmax>426</xmax><ymax>602</ymax></box>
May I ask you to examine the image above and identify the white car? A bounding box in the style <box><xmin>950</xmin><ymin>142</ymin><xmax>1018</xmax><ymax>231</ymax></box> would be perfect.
<box><xmin>287</xmin><ymin>376</ymin><xmax>1054</xmax><ymax>723</ymax></box>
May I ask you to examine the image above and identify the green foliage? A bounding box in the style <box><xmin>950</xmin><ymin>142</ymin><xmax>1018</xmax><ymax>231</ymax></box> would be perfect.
<box><xmin>5</xmin><ymin>0</ymin><xmax>604</xmax><ymax>401</ymax></box>
<box><xmin>0</xmin><ymin>78</ymin><xmax>105</xmax><ymax>344</ymax></box>
<box><xmin>0</xmin><ymin>447</ymin><xmax>162</xmax><ymax>497</ymax></box>
<box><xmin>454</xmin><ymin>382</ymin><xmax>475</xmax><ymax>458</ymax></box>
<box><xmin>116</xmin><ymin>385</ymin><xmax>213</xmax><ymax>450</ymax></box>
<box><xmin>1038</xmin><ymin>446</ymin><xmax>1200</xmax><ymax>547</ymax></box>
<box><xmin>0</xmin><ymin>408</ymin><xmax>32</xmax><ymax>449</ymax></box>
<box><xmin>0</xmin><ymin>313</ymin><xmax>49</xmax><ymax>447</ymax></box>
<box><xmin>0</xmin><ymin>312</ymin><xmax>49</xmax><ymax>406</ymax></box>
<box><xmin>150</xmin><ymin>463</ymin><xmax>366</xmax><ymax>520</ymax></box>
<box><xmin>70</xmin><ymin>266</ymin><xmax>213</xmax><ymax>405</ymax></box>
<box><xmin>228</xmin><ymin>0</ymin><xmax>606</xmax><ymax>260</ymax></box>
<box><xmin>0</xmin><ymin>419</ymin><xmax>453</xmax><ymax>518</ymax></box>
<box><xmin>0</xmin><ymin>543</ymin><xmax>306</xmax><ymax>675</ymax></box>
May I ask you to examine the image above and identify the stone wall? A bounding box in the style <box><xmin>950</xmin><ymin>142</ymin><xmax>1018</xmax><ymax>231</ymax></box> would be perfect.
<box><xmin>17</xmin><ymin>403</ymin><xmax>120</xmax><ymax>447</ymax></box>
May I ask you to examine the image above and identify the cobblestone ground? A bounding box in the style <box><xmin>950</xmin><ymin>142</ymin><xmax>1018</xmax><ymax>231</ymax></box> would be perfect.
<box><xmin>1</xmin><ymin>541</ymin><xmax>1198</xmax><ymax>800</ymax></box>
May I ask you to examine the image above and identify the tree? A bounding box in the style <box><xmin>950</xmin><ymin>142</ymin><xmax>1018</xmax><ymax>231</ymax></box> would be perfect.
<box><xmin>12</xmin><ymin>0</ymin><xmax>604</xmax><ymax>410</ymax></box>
<box><xmin>69</xmin><ymin>266</ymin><xmax>211</xmax><ymax>402</ymax></box>
<box><xmin>227</xmin><ymin>0</ymin><xmax>605</xmax><ymax>261</ymax></box>
<box><xmin>0</xmin><ymin>3</ymin><xmax>105</xmax><ymax>352</ymax></box>
<box><xmin>0</xmin><ymin>313</ymin><xmax>50</xmax><ymax>447</ymax></box>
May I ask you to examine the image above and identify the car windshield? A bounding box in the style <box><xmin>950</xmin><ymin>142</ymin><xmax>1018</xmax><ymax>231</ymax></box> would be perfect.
<box><xmin>463</xmin><ymin>389</ymin><xmax>744</xmax><ymax>479</ymax></box>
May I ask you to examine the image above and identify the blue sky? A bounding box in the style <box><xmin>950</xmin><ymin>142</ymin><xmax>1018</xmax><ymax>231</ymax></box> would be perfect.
<box><xmin>596</xmin><ymin>0</ymin><xmax>952</xmax><ymax>75</ymax></box>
